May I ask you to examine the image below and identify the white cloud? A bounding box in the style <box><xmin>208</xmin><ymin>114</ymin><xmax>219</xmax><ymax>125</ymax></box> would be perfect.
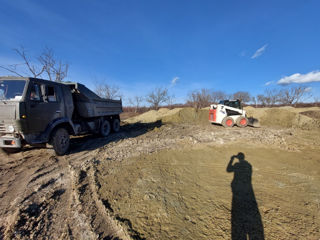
<box><xmin>264</xmin><ymin>81</ymin><xmax>274</xmax><ymax>86</ymax></box>
<box><xmin>305</xmin><ymin>87</ymin><xmax>312</xmax><ymax>92</ymax></box>
<box><xmin>251</xmin><ymin>44</ymin><xmax>268</xmax><ymax>59</ymax></box>
<box><xmin>277</xmin><ymin>70</ymin><xmax>320</xmax><ymax>85</ymax></box>
<box><xmin>170</xmin><ymin>77</ymin><xmax>179</xmax><ymax>87</ymax></box>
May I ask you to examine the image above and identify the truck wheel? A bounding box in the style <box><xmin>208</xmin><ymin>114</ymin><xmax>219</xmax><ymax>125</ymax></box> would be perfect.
<box><xmin>236</xmin><ymin>116</ymin><xmax>248</xmax><ymax>128</ymax></box>
<box><xmin>112</xmin><ymin>118</ymin><xmax>120</xmax><ymax>132</ymax></box>
<box><xmin>51</xmin><ymin>128</ymin><xmax>70</xmax><ymax>156</ymax></box>
<box><xmin>222</xmin><ymin>117</ymin><xmax>234</xmax><ymax>128</ymax></box>
<box><xmin>1</xmin><ymin>148</ymin><xmax>21</xmax><ymax>154</ymax></box>
<box><xmin>100</xmin><ymin>120</ymin><xmax>111</xmax><ymax>137</ymax></box>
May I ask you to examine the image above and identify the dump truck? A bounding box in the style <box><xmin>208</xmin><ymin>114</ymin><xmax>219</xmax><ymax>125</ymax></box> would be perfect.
<box><xmin>0</xmin><ymin>77</ymin><xmax>122</xmax><ymax>155</ymax></box>
<box><xmin>209</xmin><ymin>99</ymin><xmax>260</xmax><ymax>128</ymax></box>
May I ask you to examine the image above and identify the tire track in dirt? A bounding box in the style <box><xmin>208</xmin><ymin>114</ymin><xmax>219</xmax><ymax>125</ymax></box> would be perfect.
<box><xmin>1</xmin><ymin>123</ymin><xmax>318</xmax><ymax>239</ymax></box>
<box><xmin>68</xmin><ymin>162</ymin><xmax>131</xmax><ymax>240</ymax></box>
<box><xmin>65</xmin><ymin>134</ymin><xmax>145</xmax><ymax>240</ymax></box>
<box><xmin>0</xmin><ymin>149</ymin><xmax>72</xmax><ymax>239</ymax></box>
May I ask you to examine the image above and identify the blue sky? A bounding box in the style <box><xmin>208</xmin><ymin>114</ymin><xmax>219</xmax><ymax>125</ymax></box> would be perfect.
<box><xmin>0</xmin><ymin>0</ymin><xmax>320</xmax><ymax>104</ymax></box>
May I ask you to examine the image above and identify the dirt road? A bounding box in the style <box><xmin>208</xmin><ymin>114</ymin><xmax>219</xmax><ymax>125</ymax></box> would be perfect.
<box><xmin>0</xmin><ymin>121</ymin><xmax>319</xmax><ymax>239</ymax></box>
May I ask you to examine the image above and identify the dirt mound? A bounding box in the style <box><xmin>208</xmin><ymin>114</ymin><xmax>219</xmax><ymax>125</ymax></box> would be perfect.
<box><xmin>162</xmin><ymin>108</ymin><xmax>209</xmax><ymax>124</ymax></box>
<box><xmin>125</xmin><ymin>106</ymin><xmax>320</xmax><ymax>130</ymax></box>
<box><xmin>124</xmin><ymin>108</ymin><xmax>182</xmax><ymax>124</ymax></box>
<box><xmin>124</xmin><ymin>108</ymin><xmax>209</xmax><ymax>124</ymax></box>
<box><xmin>245</xmin><ymin>106</ymin><xmax>320</xmax><ymax>130</ymax></box>
<box><xmin>300</xmin><ymin>110</ymin><xmax>320</xmax><ymax>120</ymax></box>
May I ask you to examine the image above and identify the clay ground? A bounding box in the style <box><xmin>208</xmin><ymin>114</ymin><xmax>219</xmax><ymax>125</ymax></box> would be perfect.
<box><xmin>0</xmin><ymin>109</ymin><xmax>320</xmax><ymax>239</ymax></box>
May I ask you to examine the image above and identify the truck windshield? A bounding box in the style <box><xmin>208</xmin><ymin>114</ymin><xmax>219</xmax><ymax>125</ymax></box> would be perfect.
<box><xmin>0</xmin><ymin>80</ymin><xmax>26</xmax><ymax>101</ymax></box>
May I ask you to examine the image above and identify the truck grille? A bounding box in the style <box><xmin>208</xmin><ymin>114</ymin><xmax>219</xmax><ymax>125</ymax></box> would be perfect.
<box><xmin>0</xmin><ymin>123</ymin><xmax>5</xmax><ymax>133</ymax></box>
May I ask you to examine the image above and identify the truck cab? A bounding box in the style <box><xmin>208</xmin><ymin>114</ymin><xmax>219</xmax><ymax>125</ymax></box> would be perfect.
<box><xmin>0</xmin><ymin>77</ymin><xmax>75</xmax><ymax>154</ymax></box>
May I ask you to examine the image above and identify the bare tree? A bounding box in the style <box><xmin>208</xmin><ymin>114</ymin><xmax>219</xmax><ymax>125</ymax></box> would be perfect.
<box><xmin>233</xmin><ymin>91</ymin><xmax>251</xmax><ymax>103</ymax></box>
<box><xmin>128</xmin><ymin>96</ymin><xmax>144</xmax><ymax>113</ymax></box>
<box><xmin>264</xmin><ymin>88</ymin><xmax>281</xmax><ymax>106</ymax></box>
<box><xmin>38</xmin><ymin>47</ymin><xmax>69</xmax><ymax>82</ymax></box>
<box><xmin>146</xmin><ymin>87</ymin><xmax>169</xmax><ymax>109</ymax></box>
<box><xmin>0</xmin><ymin>46</ymin><xmax>69</xmax><ymax>82</ymax></box>
<box><xmin>166</xmin><ymin>94</ymin><xmax>175</xmax><ymax>109</ymax></box>
<box><xmin>211</xmin><ymin>91</ymin><xmax>227</xmax><ymax>103</ymax></box>
<box><xmin>251</xmin><ymin>96</ymin><xmax>257</xmax><ymax>107</ymax></box>
<box><xmin>256</xmin><ymin>89</ymin><xmax>280</xmax><ymax>107</ymax></box>
<box><xmin>278</xmin><ymin>86</ymin><xmax>312</xmax><ymax>105</ymax></box>
<box><xmin>94</xmin><ymin>83</ymin><xmax>122</xmax><ymax>99</ymax></box>
<box><xmin>187</xmin><ymin>90</ymin><xmax>200</xmax><ymax>109</ymax></box>
<box><xmin>257</xmin><ymin>94</ymin><xmax>267</xmax><ymax>106</ymax></box>
<box><xmin>187</xmin><ymin>88</ymin><xmax>212</xmax><ymax>109</ymax></box>
<box><xmin>256</xmin><ymin>86</ymin><xmax>312</xmax><ymax>106</ymax></box>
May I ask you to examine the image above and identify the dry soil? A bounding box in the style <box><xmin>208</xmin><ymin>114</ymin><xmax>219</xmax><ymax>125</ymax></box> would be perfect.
<box><xmin>0</xmin><ymin>107</ymin><xmax>319</xmax><ymax>240</ymax></box>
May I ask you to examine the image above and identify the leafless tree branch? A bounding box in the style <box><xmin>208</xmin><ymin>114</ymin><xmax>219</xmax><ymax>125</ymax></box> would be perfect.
<box><xmin>94</xmin><ymin>83</ymin><xmax>122</xmax><ymax>99</ymax></box>
<box><xmin>0</xmin><ymin>46</ymin><xmax>68</xmax><ymax>82</ymax></box>
<box><xmin>129</xmin><ymin>96</ymin><xmax>144</xmax><ymax>113</ymax></box>
<box><xmin>0</xmin><ymin>65</ymin><xmax>24</xmax><ymax>77</ymax></box>
<box><xmin>187</xmin><ymin>88</ymin><xmax>212</xmax><ymax>109</ymax></box>
<box><xmin>146</xmin><ymin>87</ymin><xmax>169</xmax><ymax>109</ymax></box>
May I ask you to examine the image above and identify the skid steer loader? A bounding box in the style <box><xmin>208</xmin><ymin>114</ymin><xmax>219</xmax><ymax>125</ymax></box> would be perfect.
<box><xmin>209</xmin><ymin>100</ymin><xmax>260</xmax><ymax>128</ymax></box>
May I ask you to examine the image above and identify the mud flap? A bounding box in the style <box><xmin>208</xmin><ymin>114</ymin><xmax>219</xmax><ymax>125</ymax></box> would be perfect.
<box><xmin>247</xmin><ymin>117</ymin><xmax>260</xmax><ymax>127</ymax></box>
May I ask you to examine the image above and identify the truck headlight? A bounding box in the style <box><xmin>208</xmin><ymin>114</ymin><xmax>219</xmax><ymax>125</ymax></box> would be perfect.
<box><xmin>6</xmin><ymin>125</ymin><xmax>15</xmax><ymax>133</ymax></box>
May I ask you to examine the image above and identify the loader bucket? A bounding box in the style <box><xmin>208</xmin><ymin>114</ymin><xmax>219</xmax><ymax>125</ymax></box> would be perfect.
<box><xmin>247</xmin><ymin>117</ymin><xmax>260</xmax><ymax>128</ymax></box>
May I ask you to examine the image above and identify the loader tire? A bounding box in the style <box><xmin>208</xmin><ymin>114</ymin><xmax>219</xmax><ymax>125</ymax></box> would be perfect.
<box><xmin>51</xmin><ymin>127</ymin><xmax>70</xmax><ymax>156</ymax></box>
<box><xmin>236</xmin><ymin>116</ymin><xmax>248</xmax><ymax>128</ymax></box>
<box><xmin>100</xmin><ymin>119</ymin><xmax>111</xmax><ymax>137</ymax></box>
<box><xmin>222</xmin><ymin>117</ymin><xmax>234</xmax><ymax>128</ymax></box>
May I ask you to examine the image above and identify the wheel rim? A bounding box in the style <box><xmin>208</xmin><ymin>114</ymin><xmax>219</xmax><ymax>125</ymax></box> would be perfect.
<box><xmin>226</xmin><ymin>119</ymin><xmax>233</xmax><ymax>126</ymax></box>
<box><xmin>240</xmin><ymin>118</ymin><xmax>247</xmax><ymax>125</ymax></box>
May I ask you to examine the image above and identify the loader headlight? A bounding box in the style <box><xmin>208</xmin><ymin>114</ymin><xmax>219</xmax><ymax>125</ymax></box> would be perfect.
<box><xmin>6</xmin><ymin>125</ymin><xmax>15</xmax><ymax>133</ymax></box>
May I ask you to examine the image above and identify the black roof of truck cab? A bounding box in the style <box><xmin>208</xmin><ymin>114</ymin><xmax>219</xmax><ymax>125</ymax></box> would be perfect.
<box><xmin>0</xmin><ymin>77</ymin><xmax>98</xmax><ymax>101</ymax></box>
<box><xmin>0</xmin><ymin>77</ymin><xmax>75</xmax><ymax>102</ymax></box>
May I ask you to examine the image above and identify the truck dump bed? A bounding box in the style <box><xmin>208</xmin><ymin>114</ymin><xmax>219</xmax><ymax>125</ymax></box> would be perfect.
<box><xmin>65</xmin><ymin>83</ymin><xmax>122</xmax><ymax>118</ymax></box>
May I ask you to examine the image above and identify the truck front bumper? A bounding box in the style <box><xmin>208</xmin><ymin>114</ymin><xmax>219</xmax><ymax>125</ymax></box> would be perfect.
<box><xmin>0</xmin><ymin>136</ymin><xmax>22</xmax><ymax>148</ymax></box>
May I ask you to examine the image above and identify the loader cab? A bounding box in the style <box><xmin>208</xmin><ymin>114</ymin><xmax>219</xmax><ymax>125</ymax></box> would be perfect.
<box><xmin>219</xmin><ymin>100</ymin><xmax>242</xmax><ymax>110</ymax></box>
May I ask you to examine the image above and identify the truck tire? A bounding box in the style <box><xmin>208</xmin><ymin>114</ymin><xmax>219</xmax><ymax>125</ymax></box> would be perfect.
<box><xmin>222</xmin><ymin>117</ymin><xmax>234</xmax><ymax>128</ymax></box>
<box><xmin>112</xmin><ymin>118</ymin><xmax>120</xmax><ymax>132</ymax></box>
<box><xmin>100</xmin><ymin>119</ymin><xmax>111</xmax><ymax>137</ymax></box>
<box><xmin>236</xmin><ymin>116</ymin><xmax>248</xmax><ymax>128</ymax></box>
<box><xmin>1</xmin><ymin>148</ymin><xmax>21</xmax><ymax>154</ymax></box>
<box><xmin>51</xmin><ymin>127</ymin><xmax>70</xmax><ymax>156</ymax></box>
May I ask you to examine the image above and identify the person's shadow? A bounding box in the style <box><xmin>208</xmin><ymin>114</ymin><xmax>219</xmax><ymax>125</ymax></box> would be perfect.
<box><xmin>226</xmin><ymin>152</ymin><xmax>264</xmax><ymax>240</ymax></box>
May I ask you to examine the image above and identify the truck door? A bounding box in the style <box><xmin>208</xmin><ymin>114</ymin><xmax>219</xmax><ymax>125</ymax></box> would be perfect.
<box><xmin>26</xmin><ymin>82</ymin><xmax>65</xmax><ymax>134</ymax></box>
